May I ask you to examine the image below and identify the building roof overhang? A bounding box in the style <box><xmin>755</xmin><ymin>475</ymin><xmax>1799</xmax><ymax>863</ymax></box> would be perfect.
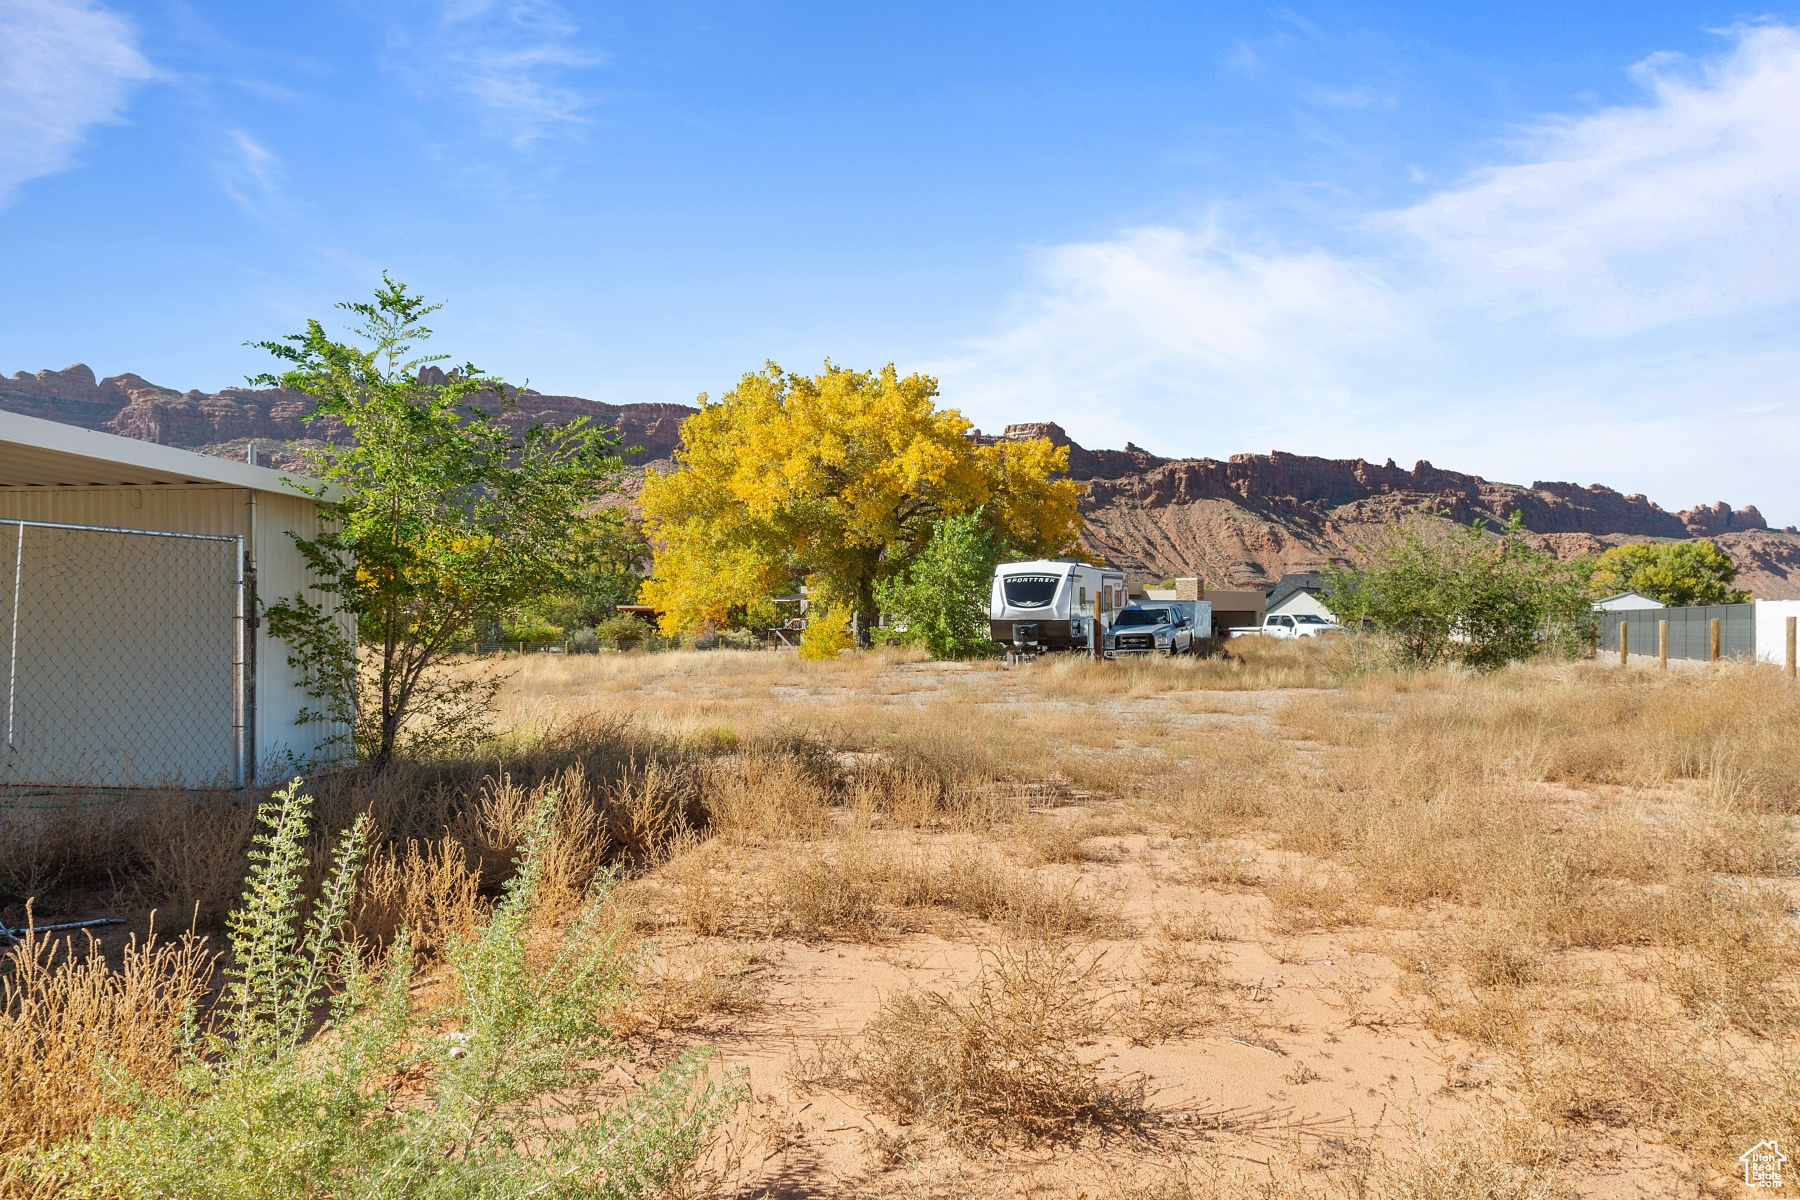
<box><xmin>0</xmin><ymin>410</ymin><xmax>338</xmax><ymax>499</ymax></box>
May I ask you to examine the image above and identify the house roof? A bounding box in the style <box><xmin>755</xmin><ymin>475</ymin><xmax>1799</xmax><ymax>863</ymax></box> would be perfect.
<box><xmin>0</xmin><ymin>409</ymin><xmax>332</xmax><ymax>498</ymax></box>
<box><xmin>1592</xmin><ymin>591</ymin><xmax>1667</xmax><ymax>609</ymax></box>
<box><xmin>1265</xmin><ymin>572</ymin><xmax>1326</xmax><ymax>610</ymax></box>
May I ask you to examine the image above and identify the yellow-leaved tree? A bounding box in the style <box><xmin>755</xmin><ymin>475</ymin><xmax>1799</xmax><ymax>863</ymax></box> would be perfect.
<box><xmin>638</xmin><ymin>362</ymin><xmax>1083</xmax><ymax>637</ymax></box>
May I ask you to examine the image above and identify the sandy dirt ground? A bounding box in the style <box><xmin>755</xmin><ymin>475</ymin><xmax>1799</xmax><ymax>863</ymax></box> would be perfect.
<box><xmin>489</xmin><ymin>650</ymin><xmax>1769</xmax><ymax>1199</ymax></box>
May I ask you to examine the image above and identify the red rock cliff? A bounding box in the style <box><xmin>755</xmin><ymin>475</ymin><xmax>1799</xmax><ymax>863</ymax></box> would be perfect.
<box><xmin>5</xmin><ymin>363</ymin><xmax>1793</xmax><ymax>596</ymax></box>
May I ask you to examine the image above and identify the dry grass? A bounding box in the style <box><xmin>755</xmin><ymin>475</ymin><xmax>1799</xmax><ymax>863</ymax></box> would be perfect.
<box><xmin>1211</xmin><ymin>660</ymin><xmax>1800</xmax><ymax>1178</ymax></box>
<box><xmin>617</xmin><ymin>938</ymin><xmax>774</xmax><ymax>1035</ymax></box>
<box><xmin>774</xmin><ymin>835</ymin><xmax>1116</xmax><ymax>940</ymax></box>
<box><xmin>852</xmin><ymin>938</ymin><xmax>1144</xmax><ymax>1142</ymax></box>
<box><xmin>1093</xmin><ymin>1123</ymin><xmax>1559</xmax><ymax>1200</ymax></box>
<box><xmin>1016</xmin><ymin>636</ymin><xmax>1342</xmax><ymax>696</ymax></box>
<box><xmin>6</xmin><ymin>639</ymin><xmax>1799</xmax><ymax>1193</ymax></box>
<box><xmin>351</xmin><ymin>837</ymin><xmax>483</xmax><ymax>960</ymax></box>
<box><xmin>0</xmin><ymin>922</ymin><xmax>213</xmax><ymax>1154</ymax></box>
<box><xmin>1112</xmin><ymin>912</ymin><xmax>1229</xmax><ymax>1044</ymax></box>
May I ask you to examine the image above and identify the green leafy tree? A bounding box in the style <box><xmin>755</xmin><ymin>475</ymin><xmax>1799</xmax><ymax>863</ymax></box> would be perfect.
<box><xmin>638</xmin><ymin>361</ymin><xmax>1081</xmax><ymax>639</ymax></box>
<box><xmin>1590</xmin><ymin>540</ymin><xmax>1749</xmax><ymax>607</ymax></box>
<box><xmin>1324</xmin><ymin>511</ymin><xmax>1594</xmax><ymax>670</ymax></box>
<box><xmin>41</xmin><ymin>781</ymin><xmax>742</xmax><ymax>1199</ymax></box>
<box><xmin>873</xmin><ymin>511</ymin><xmax>999</xmax><ymax>659</ymax></box>
<box><xmin>253</xmin><ymin>277</ymin><xmax>626</xmax><ymax>768</ymax></box>
<box><xmin>518</xmin><ymin>516</ymin><xmax>651</xmax><ymax>637</ymax></box>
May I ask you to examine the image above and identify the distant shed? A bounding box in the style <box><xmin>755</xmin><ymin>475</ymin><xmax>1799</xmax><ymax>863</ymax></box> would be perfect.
<box><xmin>0</xmin><ymin>411</ymin><xmax>347</xmax><ymax>788</ymax></box>
<box><xmin>1592</xmin><ymin>591</ymin><xmax>1666</xmax><ymax>612</ymax></box>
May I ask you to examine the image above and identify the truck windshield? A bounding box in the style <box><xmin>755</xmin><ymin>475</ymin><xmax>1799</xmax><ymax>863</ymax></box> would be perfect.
<box><xmin>1001</xmin><ymin>575</ymin><xmax>1060</xmax><ymax>608</ymax></box>
<box><xmin>1294</xmin><ymin>614</ymin><xmax>1329</xmax><ymax>625</ymax></box>
<box><xmin>1114</xmin><ymin>608</ymin><xmax>1169</xmax><ymax>627</ymax></box>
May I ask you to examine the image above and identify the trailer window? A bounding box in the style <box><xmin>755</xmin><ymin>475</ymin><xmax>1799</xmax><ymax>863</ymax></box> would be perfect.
<box><xmin>1002</xmin><ymin>575</ymin><xmax>1060</xmax><ymax>608</ymax></box>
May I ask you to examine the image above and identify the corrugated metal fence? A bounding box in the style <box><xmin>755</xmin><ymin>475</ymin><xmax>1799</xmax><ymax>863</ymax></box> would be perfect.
<box><xmin>1597</xmin><ymin>604</ymin><xmax>1754</xmax><ymax>661</ymax></box>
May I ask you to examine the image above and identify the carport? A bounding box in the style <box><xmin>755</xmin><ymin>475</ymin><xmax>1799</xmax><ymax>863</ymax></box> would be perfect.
<box><xmin>0</xmin><ymin>411</ymin><xmax>347</xmax><ymax>788</ymax></box>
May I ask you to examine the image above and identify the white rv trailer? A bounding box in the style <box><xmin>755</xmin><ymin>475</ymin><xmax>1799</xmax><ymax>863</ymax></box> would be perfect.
<box><xmin>990</xmin><ymin>559</ymin><xmax>1128</xmax><ymax>653</ymax></box>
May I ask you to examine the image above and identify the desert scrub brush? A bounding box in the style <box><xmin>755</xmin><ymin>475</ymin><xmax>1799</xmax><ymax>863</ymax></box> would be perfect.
<box><xmin>32</xmin><ymin>779</ymin><xmax>742</xmax><ymax>1199</ymax></box>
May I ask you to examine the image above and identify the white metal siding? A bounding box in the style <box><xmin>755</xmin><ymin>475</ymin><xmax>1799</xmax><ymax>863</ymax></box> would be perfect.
<box><xmin>1754</xmin><ymin>600</ymin><xmax>1800</xmax><ymax>665</ymax></box>
<box><xmin>0</xmin><ymin>486</ymin><xmax>350</xmax><ymax>776</ymax></box>
<box><xmin>251</xmin><ymin>491</ymin><xmax>353</xmax><ymax>772</ymax></box>
<box><xmin>0</xmin><ymin>486</ymin><xmax>248</xmax><ymax>536</ymax></box>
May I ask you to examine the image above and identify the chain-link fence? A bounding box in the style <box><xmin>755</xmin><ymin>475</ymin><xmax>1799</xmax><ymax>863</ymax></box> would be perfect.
<box><xmin>0</xmin><ymin>520</ymin><xmax>243</xmax><ymax>790</ymax></box>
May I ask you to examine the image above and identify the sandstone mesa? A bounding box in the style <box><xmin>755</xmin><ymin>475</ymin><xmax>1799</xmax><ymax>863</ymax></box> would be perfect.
<box><xmin>5</xmin><ymin>364</ymin><xmax>1795</xmax><ymax>598</ymax></box>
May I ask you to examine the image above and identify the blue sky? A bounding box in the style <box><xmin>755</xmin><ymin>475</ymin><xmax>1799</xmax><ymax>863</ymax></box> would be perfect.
<box><xmin>3</xmin><ymin>2</ymin><xmax>1799</xmax><ymax>522</ymax></box>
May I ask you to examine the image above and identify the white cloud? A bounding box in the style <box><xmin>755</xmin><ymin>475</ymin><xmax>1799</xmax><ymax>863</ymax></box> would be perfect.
<box><xmin>386</xmin><ymin>0</ymin><xmax>604</xmax><ymax>145</ymax></box>
<box><xmin>216</xmin><ymin>128</ymin><xmax>282</xmax><ymax>214</ymax></box>
<box><xmin>0</xmin><ymin>0</ymin><xmax>154</xmax><ymax>208</ymax></box>
<box><xmin>953</xmin><ymin>221</ymin><xmax>1402</xmax><ymax>425</ymax></box>
<box><xmin>946</xmin><ymin>25</ymin><xmax>1800</xmax><ymax>520</ymax></box>
<box><xmin>1395</xmin><ymin>24</ymin><xmax>1800</xmax><ymax>334</ymax></box>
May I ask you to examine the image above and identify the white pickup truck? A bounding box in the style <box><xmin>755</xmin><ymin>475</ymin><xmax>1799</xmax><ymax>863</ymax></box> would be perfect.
<box><xmin>1232</xmin><ymin>613</ymin><xmax>1341</xmax><ymax>639</ymax></box>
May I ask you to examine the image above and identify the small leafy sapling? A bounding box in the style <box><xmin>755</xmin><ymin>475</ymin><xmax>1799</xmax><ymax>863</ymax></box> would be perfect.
<box><xmin>874</xmin><ymin>510</ymin><xmax>1001</xmax><ymax>659</ymax></box>
<box><xmin>255</xmin><ymin>276</ymin><xmax>628</xmax><ymax>767</ymax></box>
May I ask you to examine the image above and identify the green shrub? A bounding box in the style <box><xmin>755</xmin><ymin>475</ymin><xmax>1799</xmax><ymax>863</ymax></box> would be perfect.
<box><xmin>499</xmin><ymin>614</ymin><xmax>564</xmax><ymax>644</ymax></box>
<box><xmin>1324</xmin><ymin>511</ymin><xmax>1594</xmax><ymax>670</ymax></box>
<box><xmin>872</xmin><ymin>511</ymin><xmax>998</xmax><ymax>660</ymax></box>
<box><xmin>593</xmin><ymin>614</ymin><xmax>655</xmax><ymax>648</ymax></box>
<box><xmin>36</xmin><ymin>780</ymin><xmax>741</xmax><ymax>1199</ymax></box>
<box><xmin>709</xmin><ymin>628</ymin><xmax>763</xmax><ymax>651</ymax></box>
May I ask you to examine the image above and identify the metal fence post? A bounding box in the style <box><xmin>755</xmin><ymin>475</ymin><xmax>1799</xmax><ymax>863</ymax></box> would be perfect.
<box><xmin>1658</xmin><ymin>620</ymin><xmax>1667</xmax><ymax>670</ymax></box>
<box><xmin>233</xmin><ymin>537</ymin><xmax>245</xmax><ymax>791</ymax></box>
<box><xmin>1710</xmin><ymin>617</ymin><xmax>1721</xmax><ymax>663</ymax></box>
<box><xmin>3</xmin><ymin>525</ymin><xmax>18</xmax><ymax>752</ymax></box>
<box><xmin>6</xmin><ymin>523</ymin><xmax>19</xmax><ymax>748</ymax></box>
<box><xmin>243</xmin><ymin>563</ymin><xmax>257</xmax><ymax>787</ymax></box>
<box><xmin>1618</xmin><ymin>620</ymin><xmax>1628</xmax><ymax>667</ymax></box>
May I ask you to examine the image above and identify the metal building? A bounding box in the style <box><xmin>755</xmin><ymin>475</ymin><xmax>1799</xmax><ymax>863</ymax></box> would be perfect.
<box><xmin>0</xmin><ymin>410</ymin><xmax>348</xmax><ymax>788</ymax></box>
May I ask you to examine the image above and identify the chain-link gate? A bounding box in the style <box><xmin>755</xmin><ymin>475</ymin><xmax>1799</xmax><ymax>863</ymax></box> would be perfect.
<box><xmin>0</xmin><ymin>520</ymin><xmax>244</xmax><ymax>789</ymax></box>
